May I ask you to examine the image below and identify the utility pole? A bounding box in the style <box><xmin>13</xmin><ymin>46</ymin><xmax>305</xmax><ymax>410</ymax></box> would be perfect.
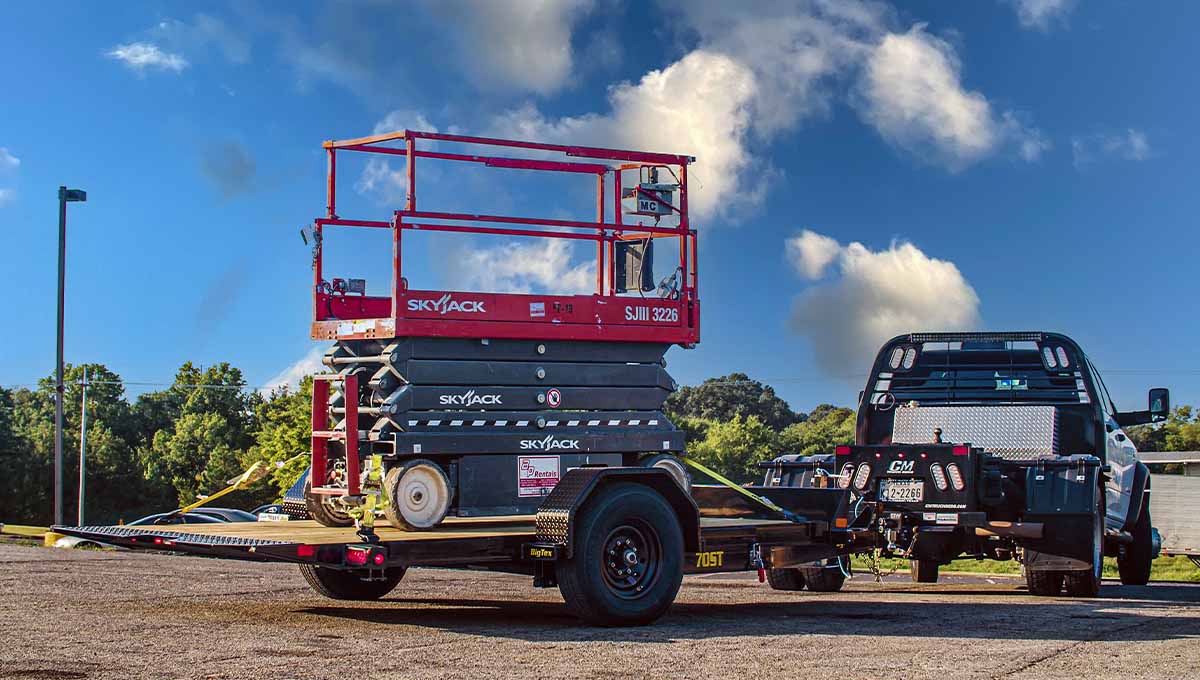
<box><xmin>55</xmin><ymin>185</ymin><xmax>86</xmax><ymax>527</ymax></box>
<box><xmin>78</xmin><ymin>367</ymin><xmax>89</xmax><ymax>526</ymax></box>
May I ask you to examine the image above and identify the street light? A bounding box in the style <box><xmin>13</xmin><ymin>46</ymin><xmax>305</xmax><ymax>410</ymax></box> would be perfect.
<box><xmin>55</xmin><ymin>186</ymin><xmax>86</xmax><ymax>527</ymax></box>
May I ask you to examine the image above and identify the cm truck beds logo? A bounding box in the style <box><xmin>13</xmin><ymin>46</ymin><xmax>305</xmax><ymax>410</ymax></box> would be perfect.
<box><xmin>519</xmin><ymin>435</ymin><xmax>581</xmax><ymax>451</ymax></box>
<box><xmin>438</xmin><ymin>390</ymin><xmax>501</xmax><ymax>407</ymax></box>
<box><xmin>407</xmin><ymin>293</ymin><xmax>485</xmax><ymax>315</ymax></box>
<box><xmin>887</xmin><ymin>460</ymin><xmax>916</xmax><ymax>474</ymax></box>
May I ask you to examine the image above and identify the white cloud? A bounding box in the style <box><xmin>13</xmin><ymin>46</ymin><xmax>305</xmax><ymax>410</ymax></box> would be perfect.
<box><xmin>856</xmin><ymin>25</ymin><xmax>1041</xmax><ymax>169</ymax></box>
<box><xmin>106</xmin><ymin>42</ymin><xmax>189</xmax><ymax>74</ymax></box>
<box><xmin>447</xmin><ymin>239</ymin><xmax>596</xmax><ymax>295</ymax></box>
<box><xmin>261</xmin><ymin>345</ymin><xmax>327</xmax><ymax>395</ymax></box>
<box><xmin>490</xmin><ymin>49</ymin><xmax>760</xmax><ymax>220</ymax></box>
<box><xmin>787</xmin><ymin>231</ymin><xmax>980</xmax><ymax>374</ymax></box>
<box><xmin>153</xmin><ymin>14</ymin><xmax>250</xmax><ymax>64</ymax></box>
<box><xmin>786</xmin><ymin>229</ymin><xmax>842</xmax><ymax>279</ymax></box>
<box><xmin>1009</xmin><ymin>0</ymin><xmax>1076</xmax><ymax>31</ymax></box>
<box><xmin>0</xmin><ymin>188</ymin><xmax>14</xmax><ymax>207</ymax></box>
<box><xmin>1071</xmin><ymin>128</ymin><xmax>1153</xmax><ymax>167</ymax></box>
<box><xmin>425</xmin><ymin>0</ymin><xmax>593</xmax><ymax>95</ymax></box>
<box><xmin>0</xmin><ymin>148</ymin><xmax>19</xmax><ymax>171</ymax></box>
<box><xmin>355</xmin><ymin>111</ymin><xmax>439</xmax><ymax>204</ymax></box>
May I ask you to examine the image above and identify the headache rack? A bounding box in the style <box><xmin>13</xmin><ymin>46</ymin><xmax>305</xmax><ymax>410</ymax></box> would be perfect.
<box><xmin>311</xmin><ymin>130</ymin><xmax>700</xmax><ymax>345</ymax></box>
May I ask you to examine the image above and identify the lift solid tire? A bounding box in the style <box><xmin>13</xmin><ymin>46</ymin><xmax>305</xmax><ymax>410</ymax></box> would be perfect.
<box><xmin>305</xmin><ymin>477</ymin><xmax>354</xmax><ymax>528</ymax></box>
<box><xmin>766</xmin><ymin>568</ymin><xmax>806</xmax><ymax>591</ymax></box>
<box><xmin>300</xmin><ymin>564</ymin><xmax>405</xmax><ymax>600</ymax></box>
<box><xmin>1064</xmin><ymin>496</ymin><xmax>1105</xmax><ymax>598</ymax></box>
<box><xmin>639</xmin><ymin>454</ymin><xmax>692</xmax><ymax>495</ymax></box>
<box><xmin>384</xmin><ymin>459</ymin><xmax>453</xmax><ymax>531</ymax></box>
<box><xmin>1118</xmin><ymin>497</ymin><xmax>1154</xmax><ymax>586</ymax></box>
<box><xmin>798</xmin><ymin>557</ymin><xmax>848</xmax><ymax>592</ymax></box>
<box><xmin>556</xmin><ymin>482</ymin><xmax>684</xmax><ymax>626</ymax></box>
<box><xmin>910</xmin><ymin>559</ymin><xmax>940</xmax><ymax>583</ymax></box>
<box><xmin>1025</xmin><ymin>569</ymin><xmax>1064</xmax><ymax>596</ymax></box>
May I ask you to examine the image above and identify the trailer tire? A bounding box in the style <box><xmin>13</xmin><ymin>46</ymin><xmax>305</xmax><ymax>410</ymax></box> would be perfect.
<box><xmin>766</xmin><ymin>568</ymin><xmax>806</xmax><ymax>591</ymax></box>
<box><xmin>556</xmin><ymin>482</ymin><xmax>684</xmax><ymax>626</ymax></box>
<box><xmin>1026</xmin><ymin>569</ymin><xmax>1064</xmax><ymax>596</ymax></box>
<box><xmin>799</xmin><ymin>557</ymin><xmax>847</xmax><ymax>592</ymax></box>
<box><xmin>305</xmin><ymin>477</ymin><xmax>354</xmax><ymax>528</ymax></box>
<box><xmin>1118</xmin><ymin>497</ymin><xmax>1154</xmax><ymax>586</ymax></box>
<box><xmin>1063</xmin><ymin>496</ymin><xmax>1105</xmax><ymax>598</ymax></box>
<box><xmin>384</xmin><ymin>459</ymin><xmax>453</xmax><ymax>531</ymax></box>
<box><xmin>300</xmin><ymin>564</ymin><xmax>405</xmax><ymax>600</ymax></box>
<box><xmin>910</xmin><ymin>559</ymin><xmax>939</xmax><ymax>583</ymax></box>
<box><xmin>639</xmin><ymin>454</ymin><xmax>692</xmax><ymax>495</ymax></box>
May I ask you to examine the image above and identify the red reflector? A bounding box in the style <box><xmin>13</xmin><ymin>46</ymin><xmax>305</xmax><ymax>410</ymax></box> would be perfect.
<box><xmin>372</xmin><ymin>552</ymin><xmax>386</xmax><ymax>566</ymax></box>
<box><xmin>153</xmin><ymin>537</ymin><xmax>163</xmax><ymax>545</ymax></box>
<box><xmin>835</xmin><ymin>445</ymin><xmax>851</xmax><ymax>456</ymax></box>
<box><xmin>953</xmin><ymin>446</ymin><xmax>969</xmax><ymax>456</ymax></box>
<box><xmin>296</xmin><ymin>544</ymin><xmax>316</xmax><ymax>559</ymax></box>
<box><xmin>346</xmin><ymin>548</ymin><xmax>368</xmax><ymax>566</ymax></box>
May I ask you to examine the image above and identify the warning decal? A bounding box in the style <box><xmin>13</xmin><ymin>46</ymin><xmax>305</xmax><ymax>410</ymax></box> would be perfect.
<box><xmin>518</xmin><ymin>455</ymin><xmax>560</xmax><ymax>497</ymax></box>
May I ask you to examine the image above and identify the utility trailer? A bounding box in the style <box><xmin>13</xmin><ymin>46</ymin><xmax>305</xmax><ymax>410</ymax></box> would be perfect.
<box><xmin>54</xmin><ymin>468</ymin><xmax>848</xmax><ymax>626</ymax></box>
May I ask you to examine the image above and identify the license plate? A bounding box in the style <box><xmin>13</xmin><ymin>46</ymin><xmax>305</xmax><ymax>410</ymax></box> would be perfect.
<box><xmin>879</xmin><ymin>479</ymin><xmax>924</xmax><ymax>503</ymax></box>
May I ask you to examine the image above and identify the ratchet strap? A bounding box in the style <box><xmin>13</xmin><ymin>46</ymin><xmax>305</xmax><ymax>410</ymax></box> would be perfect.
<box><xmin>679</xmin><ymin>456</ymin><xmax>803</xmax><ymax>524</ymax></box>
<box><xmin>177</xmin><ymin>453</ymin><xmax>308</xmax><ymax>515</ymax></box>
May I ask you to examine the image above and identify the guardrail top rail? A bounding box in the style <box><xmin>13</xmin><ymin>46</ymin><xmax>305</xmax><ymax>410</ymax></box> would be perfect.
<box><xmin>311</xmin><ymin>130</ymin><xmax>700</xmax><ymax>345</ymax></box>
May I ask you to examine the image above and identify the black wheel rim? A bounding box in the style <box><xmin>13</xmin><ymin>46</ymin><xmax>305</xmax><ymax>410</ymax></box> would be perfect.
<box><xmin>600</xmin><ymin>521</ymin><xmax>661</xmax><ymax>599</ymax></box>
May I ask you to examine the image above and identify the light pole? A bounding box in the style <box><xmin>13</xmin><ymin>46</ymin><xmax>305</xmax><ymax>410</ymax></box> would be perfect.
<box><xmin>78</xmin><ymin>366</ymin><xmax>89</xmax><ymax>526</ymax></box>
<box><xmin>55</xmin><ymin>186</ymin><xmax>86</xmax><ymax>527</ymax></box>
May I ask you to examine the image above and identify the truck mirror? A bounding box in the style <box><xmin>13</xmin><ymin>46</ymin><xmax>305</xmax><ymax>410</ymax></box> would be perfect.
<box><xmin>1149</xmin><ymin>388</ymin><xmax>1170</xmax><ymax>420</ymax></box>
<box><xmin>614</xmin><ymin>238</ymin><xmax>655</xmax><ymax>293</ymax></box>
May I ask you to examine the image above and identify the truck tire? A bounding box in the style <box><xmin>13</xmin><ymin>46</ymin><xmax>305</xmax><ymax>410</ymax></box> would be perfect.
<box><xmin>384</xmin><ymin>459</ymin><xmax>453</xmax><ymax>531</ymax></box>
<box><xmin>300</xmin><ymin>564</ymin><xmax>405</xmax><ymax>600</ymax></box>
<box><xmin>556</xmin><ymin>482</ymin><xmax>684</xmax><ymax>626</ymax></box>
<box><xmin>799</xmin><ymin>557</ymin><xmax>848</xmax><ymax>592</ymax></box>
<box><xmin>305</xmin><ymin>477</ymin><xmax>354</xmax><ymax>528</ymax></box>
<box><xmin>1025</xmin><ymin>569</ymin><xmax>1064</xmax><ymax>596</ymax></box>
<box><xmin>1118</xmin><ymin>497</ymin><xmax>1154</xmax><ymax>586</ymax></box>
<box><xmin>910</xmin><ymin>559</ymin><xmax>939</xmax><ymax>583</ymax></box>
<box><xmin>639</xmin><ymin>454</ymin><xmax>692</xmax><ymax>495</ymax></box>
<box><xmin>1063</xmin><ymin>496</ymin><xmax>1104</xmax><ymax>598</ymax></box>
<box><xmin>766</xmin><ymin>568</ymin><xmax>805</xmax><ymax>591</ymax></box>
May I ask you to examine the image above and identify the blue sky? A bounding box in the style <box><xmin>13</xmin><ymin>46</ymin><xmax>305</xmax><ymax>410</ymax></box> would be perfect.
<box><xmin>1</xmin><ymin>0</ymin><xmax>1196</xmax><ymax>415</ymax></box>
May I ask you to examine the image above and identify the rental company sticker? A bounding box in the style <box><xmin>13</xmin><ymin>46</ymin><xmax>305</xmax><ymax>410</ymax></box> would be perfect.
<box><xmin>518</xmin><ymin>455</ymin><xmax>560</xmax><ymax>497</ymax></box>
<box><xmin>530</xmin><ymin>302</ymin><xmax>546</xmax><ymax>318</ymax></box>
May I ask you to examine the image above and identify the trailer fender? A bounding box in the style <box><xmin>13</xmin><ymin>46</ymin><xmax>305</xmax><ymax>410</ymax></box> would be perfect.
<box><xmin>534</xmin><ymin>467</ymin><xmax>700</xmax><ymax>558</ymax></box>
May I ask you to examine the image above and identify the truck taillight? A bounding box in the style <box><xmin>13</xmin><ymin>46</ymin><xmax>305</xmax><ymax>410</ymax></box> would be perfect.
<box><xmin>952</xmin><ymin>445</ymin><xmax>969</xmax><ymax>456</ymax></box>
<box><xmin>853</xmin><ymin>464</ymin><xmax>871</xmax><ymax>490</ymax></box>
<box><xmin>929</xmin><ymin>463</ymin><xmax>948</xmax><ymax>491</ymax></box>
<box><xmin>946</xmin><ymin>463</ymin><xmax>965</xmax><ymax>491</ymax></box>
<box><xmin>838</xmin><ymin>463</ymin><xmax>855</xmax><ymax>489</ymax></box>
<box><xmin>835</xmin><ymin>445</ymin><xmax>851</xmax><ymax>456</ymax></box>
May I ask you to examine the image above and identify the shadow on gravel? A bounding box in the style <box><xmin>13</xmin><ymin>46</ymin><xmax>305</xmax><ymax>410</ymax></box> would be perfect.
<box><xmin>298</xmin><ymin>585</ymin><xmax>1200</xmax><ymax>643</ymax></box>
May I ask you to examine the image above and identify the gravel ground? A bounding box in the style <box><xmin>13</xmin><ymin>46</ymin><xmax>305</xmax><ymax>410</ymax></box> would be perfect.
<box><xmin>1</xmin><ymin>544</ymin><xmax>1198</xmax><ymax>680</ymax></box>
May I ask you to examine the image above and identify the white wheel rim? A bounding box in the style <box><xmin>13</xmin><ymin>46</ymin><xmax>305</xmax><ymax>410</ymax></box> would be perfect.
<box><xmin>653</xmin><ymin>458</ymin><xmax>689</xmax><ymax>491</ymax></box>
<box><xmin>399</xmin><ymin>465</ymin><xmax>449</xmax><ymax>528</ymax></box>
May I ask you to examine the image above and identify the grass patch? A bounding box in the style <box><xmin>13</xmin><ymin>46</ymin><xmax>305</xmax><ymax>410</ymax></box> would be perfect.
<box><xmin>849</xmin><ymin>554</ymin><xmax>1199</xmax><ymax>582</ymax></box>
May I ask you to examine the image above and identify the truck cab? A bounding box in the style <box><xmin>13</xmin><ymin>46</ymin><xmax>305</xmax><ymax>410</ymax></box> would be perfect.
<box><xmin>764</xmin><ymin>332</ymin><xmax>1168</xmax><ymax>596</ymax></box>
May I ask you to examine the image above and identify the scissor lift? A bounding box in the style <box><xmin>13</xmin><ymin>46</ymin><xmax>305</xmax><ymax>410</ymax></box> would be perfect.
<box><xmin>304</xmin><ymin>130</ymin><xmax>701</xmax><ymax>530</ymax></box>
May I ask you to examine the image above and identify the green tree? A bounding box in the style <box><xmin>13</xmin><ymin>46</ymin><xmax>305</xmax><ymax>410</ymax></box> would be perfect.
<box><xmin>245</xmin><ymin>378</ymin><xmax>314</xmax><ymax>501</ymax></box>
<box><xmin>779</xmin><ymin>405</ymin><xmax>856</xmax><ymax>456</ymax></box>
<box><xmin>685</xmin><ymin>415</ymin><xmax>780</xmax><ymax>483</ymax></box>
<box><xmin>665</xmin><ymin>373</ymin><xmax>801</xmax><ymax>431</ymax></box>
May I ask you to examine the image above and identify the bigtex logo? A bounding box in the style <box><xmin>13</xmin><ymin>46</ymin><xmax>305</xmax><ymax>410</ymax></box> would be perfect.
<box><xmin>438</xmin><ymin>390</ymin><xmax>502</xmax><ymax>406</ymax></box>
<box><xmin>407</xmin><ymin>293</ymin><xmax>486</xmax><ymax>315</ymax></box>
<box><xmin>519</xmin><ymin>435</ymin><xmax>581</xmax><ymax>451</ymax></box>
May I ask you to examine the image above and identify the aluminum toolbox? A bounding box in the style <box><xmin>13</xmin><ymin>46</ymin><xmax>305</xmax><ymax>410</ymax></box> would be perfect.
<box><xmin>892</xmin><ymin>405</ymin><xmax>1060</xmax><ymax>460</ymax></box>
<box><xmin>1023</xmin><ymin>454</ymin><xmax>1100</xmax><ymax>514</ymax></box>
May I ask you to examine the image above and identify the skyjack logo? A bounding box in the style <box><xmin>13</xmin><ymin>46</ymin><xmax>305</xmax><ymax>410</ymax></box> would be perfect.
<box><xmin>519</xmin><ymin>436</ymin><xmax>581</xmax><ymax>451</ymax></box>
<box><xmin>407</xmin><ymin>293</ymin><xmax>486</xmax><ymax>315</ymax></box>
<box><xmin>438</xmin><ymin>390</ymin><xmax>502</xmax><ymax>406</ymax></box>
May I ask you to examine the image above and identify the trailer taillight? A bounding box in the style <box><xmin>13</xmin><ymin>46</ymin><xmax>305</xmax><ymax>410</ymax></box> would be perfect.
<box><xmin>296</xmin><ymin>544</ymin><xmax>316</xmax><ymax>558</ymax></box>
<box><xmin>946</xmin><ymin>463</ymin><xmax>965</xmax><ymax>491</ymax></box>
<box><xmin>346</xmin><ymin>545</ymin><xmax>387</xmax><ymax>567</ymax></box>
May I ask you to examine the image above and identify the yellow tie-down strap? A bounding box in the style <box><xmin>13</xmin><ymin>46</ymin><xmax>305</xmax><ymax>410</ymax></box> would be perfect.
<box><xmin>679</xmin><ymin>456</ymin><xmax>802</xmax><ymax>523</ymax></box>
<box><xmin>177</xmin><ymin>453</ymin><xmax>308</xmax><ymax>515</ymax></box>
